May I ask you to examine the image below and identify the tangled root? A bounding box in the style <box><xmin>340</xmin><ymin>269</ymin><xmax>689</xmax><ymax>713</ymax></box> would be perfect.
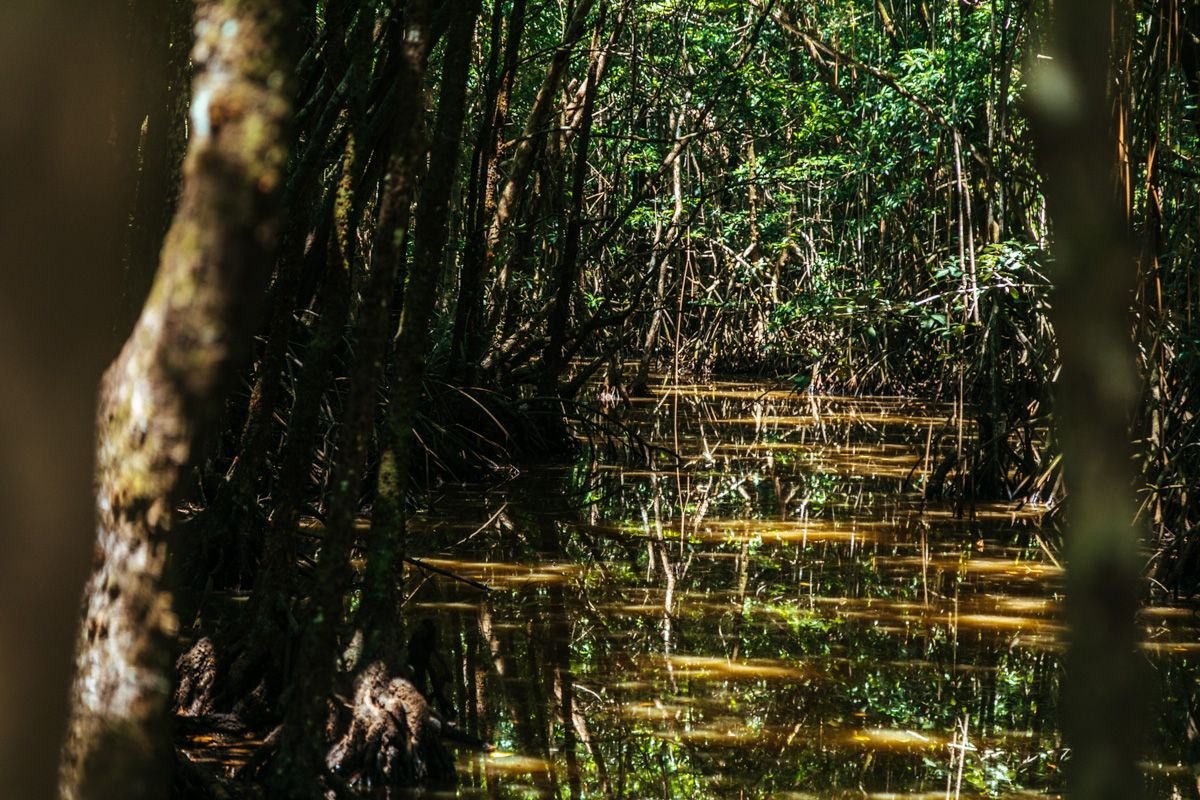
<box><xmin>325</xmin><ymin>662</ymin><xmax>456</xmax><ymax>792</ymax></box>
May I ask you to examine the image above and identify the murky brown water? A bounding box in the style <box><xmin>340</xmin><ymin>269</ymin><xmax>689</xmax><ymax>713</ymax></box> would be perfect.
<box><xmin>187</xmin><ymin>382</ymin><xmax>1200</xmax><ymax>797</ymax></box>
<box><xmin>401</xmin><ymin>383</ymin><xmax>1200</xmax><ymax>799</ymax></box>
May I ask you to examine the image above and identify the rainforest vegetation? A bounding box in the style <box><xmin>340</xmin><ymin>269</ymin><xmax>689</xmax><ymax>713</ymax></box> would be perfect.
<box><xmin>3</xmin><ymin>0</ymin><xmax>1200</xmax><ymax>798</ymax></box>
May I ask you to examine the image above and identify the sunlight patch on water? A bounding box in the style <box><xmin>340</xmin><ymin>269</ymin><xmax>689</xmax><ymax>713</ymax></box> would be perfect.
<box><xmin>691</xmin><ymin>518</ymin><xmax>873</xmax><ymax>544</ymax></box>
<box><xmin>618</xmin><ymin>700</ymin><xmax>693</xmax><ymax>721</ymax></box>
<box><xmin>1139</xmin><ymin>605</ymin><xmax>1199</xmax><ymax>620</ymax></box>
<box><xmin>951</xmin><ymin>613</ymin><xmax>1065</xmax><ymax>634</ymax></box>
<box><xmin>881</xmin><ymin>555</ymin><xmax>1062</xmax><ymax>578</ymax></box>
<box><xmin>676</xmin><ymin>723</ymin><xmax>766</xmax><ymax>744</ymax></box>
<box><xmin>844</xmin><ymin>728</ymin><xmax>943</xmax><ymax>749</ymax></box>
<box><xmin>1139</xmin><ymin>641</ymin><xmax>1200</xmax><ymax>654</ymax></box>
<box><xmin>412</xmin><ymin>557</ymin><xmax>582</xmax><ymax>589</ymax></box>
<box><xmin>648</xmin><ymin>654</ymin><xmax>804</xmax><ymax>681</ymax></box>
<box><xmin>464</xmin><ymin>751</ymin><xmax>555</xmax><ymax>775</ymax></box>
<box><xmin>918</xmin><ymin>504</ymin><xmax>1048</xmax><ymax>523</ymax></box>
<box><xmin>989</xmin><ymin>596</ymin><xmax>1056</xmax><ymax>614</ymax></box>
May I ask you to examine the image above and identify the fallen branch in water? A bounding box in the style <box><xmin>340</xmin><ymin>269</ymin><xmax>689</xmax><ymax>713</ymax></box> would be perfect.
<box><xmin>404</xmin><ymin>557</ymin><xmax>491</xmax><ymax>593</ymax></box>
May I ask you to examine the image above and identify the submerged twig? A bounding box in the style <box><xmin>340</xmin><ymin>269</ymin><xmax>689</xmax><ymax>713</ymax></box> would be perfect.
<box><xmin>404</xmin><ymin>556</ymin><xmax>491</xmax><ymax>592</ymax></box>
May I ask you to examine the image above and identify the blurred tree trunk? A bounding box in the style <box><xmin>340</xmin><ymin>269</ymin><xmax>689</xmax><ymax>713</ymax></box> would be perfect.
<box><xmin>58</xmin><ymin>1</ymin><xmax>297</xmax><ymax>798</ymax></box>
<box><xmin>0</xmin><ymin>4</ymin><xmax>127</xmax><ymax>799</ymax></box>
<box><xmin>1029</xmin><ymin>1</ymin><xmax>1142</xmax><ymax>798</ymax></box>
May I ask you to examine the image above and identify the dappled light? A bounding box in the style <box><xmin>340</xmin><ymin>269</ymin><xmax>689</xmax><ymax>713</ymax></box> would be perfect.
<box><xmin>380</xmin><ymin>387</ymin><xmax>1200</xmax><ymax>798</ymax></box>
<box><xmin>18</xmin><ymin>0</ymin><xmax>1198</xmax><ymax>798</ymax></box>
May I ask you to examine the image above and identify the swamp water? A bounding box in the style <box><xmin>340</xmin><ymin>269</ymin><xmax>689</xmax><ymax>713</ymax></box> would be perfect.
<box><xmin>404</xmin><ymin>382</ymin><xmax>1200</xmax><ymax>799</ymax></box>
<box><xmin>182</xmin><ymin>382</ymin><xmax>1200</xmax><ymax>797</ymax></box>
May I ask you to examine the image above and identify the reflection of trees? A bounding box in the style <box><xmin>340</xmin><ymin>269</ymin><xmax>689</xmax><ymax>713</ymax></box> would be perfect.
<box><xmin>414</xmin><ymin>391</ymin><xmax>1189</xmax><ymax>797</ymax></box>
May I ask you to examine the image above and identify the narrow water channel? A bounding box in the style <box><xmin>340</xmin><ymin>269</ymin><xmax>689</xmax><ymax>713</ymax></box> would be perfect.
<box><xmin>407</xmin><ymin>382</ymin><xmax>1200</xmax><ymax>799</ymax></box>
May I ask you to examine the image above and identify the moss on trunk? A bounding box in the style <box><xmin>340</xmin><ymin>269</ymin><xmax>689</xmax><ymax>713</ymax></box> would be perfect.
<box><xmin>59</xmin><ymin>3</ymin><xmax>297</xmax><ymax>798</ymax></box>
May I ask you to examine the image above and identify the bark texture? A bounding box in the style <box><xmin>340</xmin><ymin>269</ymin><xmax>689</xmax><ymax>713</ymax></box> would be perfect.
<box><xmin>59</xmin><ymin>2</ymin><xmax>296</xmax><ymax>798</ymax></box>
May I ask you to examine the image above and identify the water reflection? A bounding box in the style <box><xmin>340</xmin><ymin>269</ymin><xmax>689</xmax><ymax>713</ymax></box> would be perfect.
<box><xmin>406</xmin><ymin>382</ymin><xmax>1196</xmax><ymax>798</ymax></box>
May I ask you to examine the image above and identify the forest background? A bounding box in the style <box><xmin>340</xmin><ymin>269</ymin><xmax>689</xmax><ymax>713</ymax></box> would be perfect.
<box><xmin>0</xmin><ymin>0</ymin><xmax>1195</xmax><ymax>798</ymax></box>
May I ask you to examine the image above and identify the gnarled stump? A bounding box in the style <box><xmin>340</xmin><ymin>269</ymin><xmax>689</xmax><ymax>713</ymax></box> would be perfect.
<box><xmin>175</xmin><ymin>637</ymin><xmax>218</xmax><ymax>718</ymax></box>
<box><xmin>326</xmin><ymin>663</ymin><xmax>456</xmax><ymax>792</ymax></box>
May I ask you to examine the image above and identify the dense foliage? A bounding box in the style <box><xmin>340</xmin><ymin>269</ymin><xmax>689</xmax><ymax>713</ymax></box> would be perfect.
<box><xmin>49</xmin><ymin>0</ymin><xmax>1200</xmax><ymax>798</ymax></box>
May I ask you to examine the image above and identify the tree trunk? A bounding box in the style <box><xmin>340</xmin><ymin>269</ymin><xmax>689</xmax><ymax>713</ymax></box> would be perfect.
<box><xmin>1029</xmin><ymin>1</ymin><xmax>1142</xmax><ymax>798</ymax></box>
<box><xmin>481</xmin><ymin>0</ymin><xmax>596</xmax><ymax>355</ymax></box>
<box><xmin>452</xmin><ymin>0</ymin><xmax>527</xmax><ymax>382</ymax></box>
<box><xmin>59</xmin><ymin>2</ymin><xmax>296</xmax><ymax>798</ymax></box>
<box><xmin>236</xmin><ymin>6</ymin><xmax>374</xmax><ymax>687</ymax></box>
<box><xmin>631</xmin><ymin>110</ymin><xmax>687</xmax><ymax>395</ymax></box>
<box><xmin>539</xmin><ymin>6</ymin><xmax>605</xmax><ymax>395</ymax></box>
<box><xmin>360</xmin><ymin>0</ymin><xmax>482</xmax><ymax>667</ymax></box>
<box><xmin>0</xmin><ymin>4</ymin><xmax>127</xmax><ymax>799</ymax></box>
<box><xmin>266</xmin><ymin>3</ymin><xmax>436</xmax><ymax>797</ymax></box>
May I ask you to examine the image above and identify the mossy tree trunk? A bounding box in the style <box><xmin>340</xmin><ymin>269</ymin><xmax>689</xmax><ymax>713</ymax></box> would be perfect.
<box><xmin>58</xmin><ymin>2</ymin><xmax>296</xmax><ymax>798</ymax></box>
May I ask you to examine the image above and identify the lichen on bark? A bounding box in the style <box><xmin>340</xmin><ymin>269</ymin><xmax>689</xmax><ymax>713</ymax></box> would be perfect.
<box><xmin>59</xmin><ymin>2</ymin><xmax>298</xmax><ymax>799</ymax></box>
